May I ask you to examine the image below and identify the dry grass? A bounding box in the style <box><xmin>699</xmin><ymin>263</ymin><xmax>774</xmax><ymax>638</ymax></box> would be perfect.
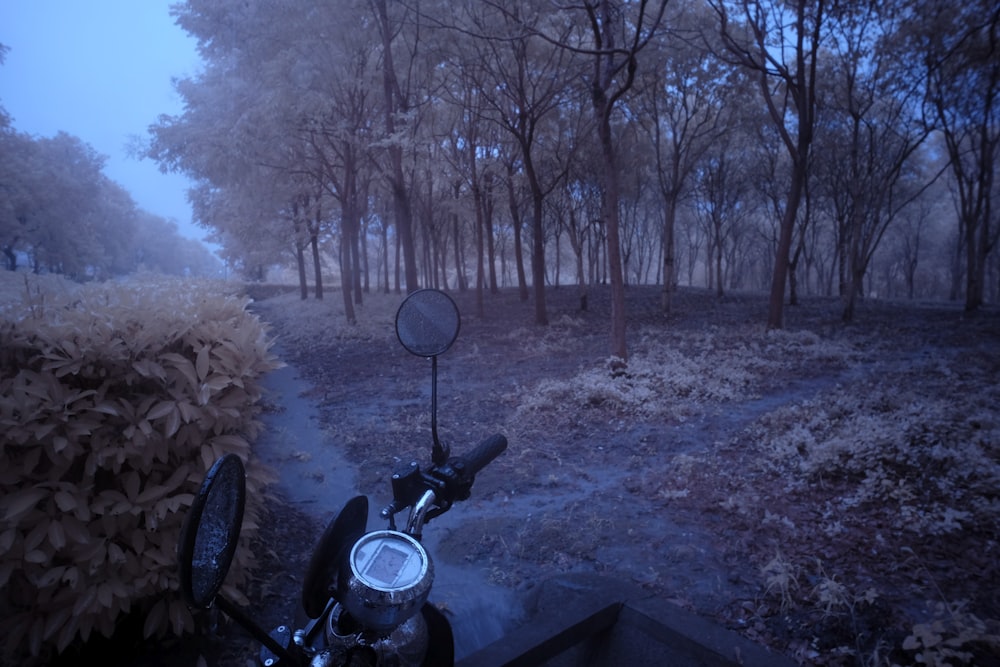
<box><xmin>246</xmin><ymin>289</ymin><xmax>403</xmax><ymax>353</ymax></box>
<box><xmin>162</xmin><ymin>282</ymin><xmax>1000</xmax><ymax>666</ymax></box>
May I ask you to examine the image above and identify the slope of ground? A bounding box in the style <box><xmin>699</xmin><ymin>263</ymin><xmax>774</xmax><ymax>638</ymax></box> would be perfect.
<box><xmin>21</xmin><ymin>275</ymin><xmax>995</xmax><ymax>666</ymax></box>
<box><xmin>237</xmin><ymin>285</ymin><xmax>999</xmax><ymax>667</ymax></box>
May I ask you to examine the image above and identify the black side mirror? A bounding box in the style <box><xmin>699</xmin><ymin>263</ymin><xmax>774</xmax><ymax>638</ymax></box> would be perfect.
<box><xmin>395</xmin><ymin>289</ymin><xmax>461</xmax><ymax>465</ymax></box>
<box><xmin>177</xmin><ymin>453</ymin><xmax>246</xmax><ymax>608</ymax></box>
<box><xmin>177</xmin><ymin>454</ymin><xmax>294</xmax><ymax>661</ymax></box>
<box><xmin>395</xmin><ymin>288</ymin><xmax>460</xmax><ymax>358</ymax></box>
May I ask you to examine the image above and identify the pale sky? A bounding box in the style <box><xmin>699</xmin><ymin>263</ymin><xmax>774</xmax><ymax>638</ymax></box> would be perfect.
<box><xmin>0</xmin><ymin>1</ymin><xmax>206</xmax><ymax>243</ymax></box>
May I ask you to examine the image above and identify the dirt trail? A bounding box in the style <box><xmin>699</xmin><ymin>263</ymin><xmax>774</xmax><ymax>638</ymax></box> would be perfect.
<box><xmin>239</xmin><ymin>285</ymin><xmax>1000</xmax><ymax>666</ymax></box>
<box><xmin>252</xmin><ymin>342</ymin><xmax>526</xmax><ymax>660</ymax></box>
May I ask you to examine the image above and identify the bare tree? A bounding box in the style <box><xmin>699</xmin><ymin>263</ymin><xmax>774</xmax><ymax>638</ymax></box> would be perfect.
<box><xmin>811</xmin><ymin>3</ymin><xmax>935</xmax><ymax>321</ymax></box>
<box><xmin>912</xmin><ymin>0</ymin><xmax>1000</xmax><ymax>311</ymax></box>
<box><xmin>449</xmin><ymin>2</ymin><xmax>580</xmax><ymax>324</ymax></box>
<box><xmin>304</xmin><ymin>37</ymin><xmax>381</xmax><ymax>320</ymax></box>
<box><xmin>371</xmin><ymin>0</ymin><xmax>422</xmax><ymax>294</ymax></box>
<box><xmin>586</xmin><ymin>0</ymin><xmax>669</xmax><ymax>360</ymax></box>
<box><xmin>635</xmin><ymin>2</ymin><xmax>733</xmax><ymax>312</ymax></box>
<box><xmin>693</xmin><ymin>134</ymin><xmax>757</xmax><ymax>297</ymax></box>
<box><xmin>709</xmin><ymin>0</ymin><xmax>827</xmax><ymax>329</ymax></box>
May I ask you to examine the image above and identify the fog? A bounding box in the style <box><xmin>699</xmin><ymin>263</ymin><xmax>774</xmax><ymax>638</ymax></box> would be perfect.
<box><xmin>0</xmin><ymin>1</ymin><xmax>203</xmax><ymax>242</ymax></box>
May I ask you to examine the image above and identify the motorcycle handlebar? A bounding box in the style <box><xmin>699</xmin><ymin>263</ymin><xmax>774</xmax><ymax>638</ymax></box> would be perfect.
<box><xmin>457</xmin><ymin>433</ymin><xmax>507</xmax><ymax>477</ymax></box>
<box><xmin>384</xmin><ymin>433</ymin><xmax>507</xmax><ymax>524</ymax></box>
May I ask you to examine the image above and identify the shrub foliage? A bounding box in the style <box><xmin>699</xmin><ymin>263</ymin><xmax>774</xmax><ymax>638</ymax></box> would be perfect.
<box><xmin>0</xmin><ymin>275</ymin><xmax>280</xmax><ymax>662</ymax></box>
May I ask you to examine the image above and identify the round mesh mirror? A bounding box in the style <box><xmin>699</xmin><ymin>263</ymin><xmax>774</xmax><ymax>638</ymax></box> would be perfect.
<box><xmin>395</xmin><ymin>289</ymin><xmax>460</xmax><ymax>358</ymax></box>
<box><xmin>177</xmin><ymin>453</ymin><xmax>247</xmax><ymax>609</ymax></box>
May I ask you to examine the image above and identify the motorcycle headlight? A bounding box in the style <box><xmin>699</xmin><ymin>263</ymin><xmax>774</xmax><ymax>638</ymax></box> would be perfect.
<box><xmin>340</xmin><ymin>530</ymin><xmax>433</xmax><ymax>634</ymax></box>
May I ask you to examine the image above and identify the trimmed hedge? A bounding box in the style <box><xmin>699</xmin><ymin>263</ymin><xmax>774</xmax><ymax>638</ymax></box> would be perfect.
<box><xmin>0</xmin><ymin>275</ymin><xmax>281</xmax><ymax>663</ymax></box>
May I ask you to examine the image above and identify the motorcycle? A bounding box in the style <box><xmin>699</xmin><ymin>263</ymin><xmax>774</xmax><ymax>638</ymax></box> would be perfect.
<box><xmin>177</xmin><ymin>288</ymin><xmax>508</xmax><ymax>667</ymax></box>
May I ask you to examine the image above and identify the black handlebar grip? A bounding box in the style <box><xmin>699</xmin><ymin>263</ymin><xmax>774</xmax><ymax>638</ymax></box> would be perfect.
<box><xmin>461</xmin><ymin>433</ymin><xmax>507</xmax><ymax>476</ymax></box>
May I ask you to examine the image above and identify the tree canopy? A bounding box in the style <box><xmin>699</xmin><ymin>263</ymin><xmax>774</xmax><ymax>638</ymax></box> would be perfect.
<box><xmin>0</xmin><ymin>93</ymin><xmax>220</xmax><ymax>280</ymax></box>
<box><xmin>146</xmin><ymin>0</ymin><xmax>998</xmax><ymax>354</ymax></box>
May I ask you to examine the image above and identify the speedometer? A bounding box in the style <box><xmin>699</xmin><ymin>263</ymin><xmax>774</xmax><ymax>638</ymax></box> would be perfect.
<box><xmin>340</xmin><ymin>530</ymin><xmax>433</xmax><ymax>633</ymax></box>
<box><xmin>353</xmin><ymin>531</ymin><xmax>427</xmax><ymax>589</ymax></box>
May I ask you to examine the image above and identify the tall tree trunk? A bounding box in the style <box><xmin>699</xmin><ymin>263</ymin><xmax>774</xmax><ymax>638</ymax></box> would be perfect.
<box><xmin>311</xmin><ymin>234</ymin><xmax>323</xmax><ymax>300</ymax></box>
<box><xmin>351</xmin><ymin>219</ymin><xmax>362</xmax><ymax>305</ymax></box>
<box><xmin>595</xmin><ymin>108</ymin><xmax>627</xmax><ymax>360</ymax></box>
<box><xmin>714</xmin><ymin>0</ymin><xmax>822</xmax><ymax>329</ymax></box>
<box><xmin>473</xmin><ymin>183</ymin><xmax>485</xmax><ymax>317</ymax></box>
<box><xmin>374</xmin><ymin>0</ymin><xmax>418</xmax><ymax>293</ymax></box>
<box><xmin>296</xmin><ymin>242</ymin><xmax>308</xmax><ymax>300</ymax></box>
<box><xmin>789</xmin><ymin>231</ymin><xmax>807</xmax><ymax>307</ymax></box>
<box><xmin>506</xmin><ymin>163</ymin><xmax>529</xmax><ymax>301</ymax></box>
<box><xmin>587</xmin><ymin>0</ymin><xmax>653</xmax><ymax>362</ymax></box>
<box><xmin>485</xmin><ymin>174</ymin><xmax>498</xmax><ymax>294</ymax></box>
<box><xmin>452</xmin><ymin>180</ymin><xmax>467</xmax><ymax>291</ymax></box>
<box><xmin>528</xmin><ymin>180</ymin><xmax>549</xmax><ymax>326</ymax></box>
<box><xmin>382</xmin><ymin>224</ymin><xmax>391</xmax><ymax>294</ymax></box>
<box><xmin>768</xmin><ymin>168</ymin><xmax>805</xmax><ymax>328</ymax></box>
<box><xmin>715</xmin><ymin>231</ymin><xmax>724</xmax><ymax>298</ymax></box>
<box><xmin>453</xmin><ymin>213</ymin><xmax>466</xmax><ymax>291</ymax></box>
<box><xmin>966</xmin><ymin>210</ymin><xmax>986</xmax><ymax>310</ymax></box>
<box><xmin>294</xmin><ymin>206</ymin><xmax>308</xmax><ymax>300</ymax></box>
<box><xmin>394</xmin><ymin>230</ymin><xmax>402</xmax><ymax>293</ymax></box>
<box><xmin>3</xmin><ymin>244</ymin><xmax>16</xmax><ymax>271</ymax></box>
<box><xmin>340</xmin><ymin>231</ymin><xmax>356</xmax><ymax>324</ymax></box>
<box><xmin>661</xmin><ymin>198</ymin><xmax>677</xmax><ymax>313</ymax></box>
<box><xmin>361</xmin><ymin>219</ymin><xmax>370</xmax><ymax>294</ymax></box>
<box><xmin>311</xmin><ymin>205</ymin><xmax>324</xmax><ymax>300</ymax></box>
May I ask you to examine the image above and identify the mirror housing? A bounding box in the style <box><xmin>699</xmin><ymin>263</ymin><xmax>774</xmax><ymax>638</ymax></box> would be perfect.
<box><xmin>395</xmin><ymin>289</ymin><xmax>460</xmax><ymax>358</ymax></box>
<box><xmin>177</xmin><ymin>456</ymin><xmax>297</xmax><ymax>662</ymax></box>
<box><xmin>177</xmin><ymin>453</ymin><xmax>246</xmax><ymax>608</ymax></box>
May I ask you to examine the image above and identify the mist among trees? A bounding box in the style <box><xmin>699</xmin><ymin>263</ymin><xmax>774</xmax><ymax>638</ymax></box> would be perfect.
<box><xmin>0</xmin><ymin>46</ymin><xmax>220</xmax><ymax>281</ymax></box>
<box><xmin>134</xmin><ymin>0</ymin><xmax>997</xmax><ymax>352</ymax></box>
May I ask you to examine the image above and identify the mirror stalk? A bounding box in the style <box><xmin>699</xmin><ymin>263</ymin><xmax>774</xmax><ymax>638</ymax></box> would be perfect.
<box><xmin>430</xmin><ymin>356</ymin><xmax>448</xmax><ymax>465</ymax></box>
<box><xmin>215</xmin><ymin>595</ymin><xmax>294</xmax><ymax>663</ymax></box>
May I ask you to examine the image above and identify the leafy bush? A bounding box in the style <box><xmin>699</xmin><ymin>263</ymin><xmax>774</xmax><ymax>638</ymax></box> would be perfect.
<box><xmin>0</xmin><ymin>274</ymin><xmax>280</xmax><ymax>663</ymax></box>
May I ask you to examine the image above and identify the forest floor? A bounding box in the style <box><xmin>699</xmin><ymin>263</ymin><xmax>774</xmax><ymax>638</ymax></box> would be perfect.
<box><xmin>196</xmin><ymin>284</ymin><xmax>999</xmax><ymax>666</ymax></box>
